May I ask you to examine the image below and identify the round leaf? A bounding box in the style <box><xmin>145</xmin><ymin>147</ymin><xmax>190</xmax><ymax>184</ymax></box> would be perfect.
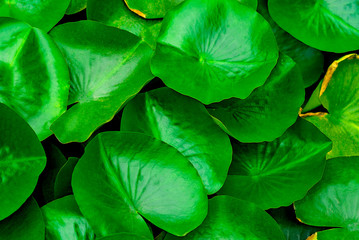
<box><xmin>0</xmin><ymin>18</ymin><xmax>70</xmax><ymax>140</ymax></box>
<box><xmin>257</xmin><ymin>0</ymin><xmax>323</xmax><ymax>87</ymax></box>
<box><xmin>151</xmin><ymin>0</ymin><xmax>278</xmax><ymax>104</ymax></box>
<box><xmin>87</xmin><ymin>0</ymin><xmax>162</xmax><ymax>49</ymax></box>
<box><xmin>0</xmin><ymin>103</ymin><xmax>46</xmax><ymax>220</ymax></box>
<box><xmin>218</xmin><ymin>118</ymin><xmax>331</xmax><ymax>210</ymax></box>
<box><xmin>207</xmin><ymin>54</ymin><xmax>305</xmax><ymax>143</ymax></box>
<box><xmin>0</xmin><ymin>0</ymin><xmax>70</xmax><ymax>31</ymax></box>
<box><xmin>42</xmin><ymin>195</ymin><xmax>95</xmax><ymax>240</ymax></box>
<box><xmin>66</xmin><ymin>0</ymin><xmax>87</xmax><ymax>15</ymax></box>
<box><xmin>164</xmin><ymin>195</ymin><xmax>286</xmax><ymax>240</ymax></box>
<box><xmin>300</xmin><ymin>54</ymin><xmax>359</xmax><ymax>159</ymax></box>
<box><xmin>49</xmin><ymin>21</ymin><xmax>153</xmax><ymax>143</ymax></box>
<box><xmin>295</xmin><ymin>157</ymin><xmax>359</xmax><ymax>233</ymax></box>
<box><xmin>0</xmin><ymin>198</ymin><xmax>45</xmax><ymax>240</ymax></box>
<box><xmin>268</xmin><ymin>0</ymin><xmax>359</xmax><ymax>53</ymax></box>
<box><xmin>121</xmin><ymin>87</ymin><xmax>232</xmax><ymax>194</ymax></box>
<box><xmin>72</xmin><ymin>132</ymin><xmax>208</xmax><ymax>237</ymax></box>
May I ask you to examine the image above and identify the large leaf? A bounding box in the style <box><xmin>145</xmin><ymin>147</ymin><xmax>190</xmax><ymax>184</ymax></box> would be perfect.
<box><xmin>0</xmin><ymin>0</ymin><xmax>70</xmax><ymax>31</ymax></box>
<box><xmin>0</xmin><ymin>17</ymin><xmax>70</xmax><ymax>140</ymax></box>
<box><xmin>151</xmin><ymin>0</ymin><xmax>278</xmax><ymax>104</ymax></box>
<box><xmin>300</xmin><ymin>54</ymin><xmax>359</xmax><ymax>159</ymax></box>
<box><xmin>268</xmin><ymin>0</ymin><xmax>359</xmax><ymax>53</ymax></box>
<box><xmin>72</xmin><ymin>132</ymin><xmax>208</xmax><ymax>238</ymax></box>
<box><xmin>87</xmin><ymin>0</ymin><xmax>162</xmax><ymax>49</ymax></box>
<box><xmin>295</xmin><ymin>157</ymin><xmax>359</xmax><ymax>239</ymax></box>
<box><xmin>49</xmin><ymin>21</ymin><xmax>153</xmax><ymax>143</ymax></box>
<box><xmin>218</xmin><ymin>118</ymin><xmax>331</xmax><ymax>210</ymax></box>
<box><xmin>121</xmin><ymin>87</ymin><xmax>232</xmax><ymax>194</ymax></box>
<box><xmin>207</xmin><ymin>54</ymin><xmax>305</xmax><ymax>143</ymax></box>
<box><xmin>0</xmin><ymin>103</ymin><xmax>46</xmax><ymax>220</ymax></box>
<box><xmin>41</xmin><ymin>195</ymin><xmax>95</xmax><ymax>240</ymax></box>
<box><xmin>165</xmin><ymin>195</ymin><xmax>285</xmax><ymax>240</ymax></box>
<box><xmin>0</xmin><ymin>198</ymin><xmax>45</xmax><ymax>240</ymax></box>
<box><xmin>257</xmin><ymin>0</ymin><xmax>323</xmax><ymax>87</ymax></box>
<box><xmin>268</xmin><ymin>206</ymin><xmax>326</xmax><ymax>240</ymax></box>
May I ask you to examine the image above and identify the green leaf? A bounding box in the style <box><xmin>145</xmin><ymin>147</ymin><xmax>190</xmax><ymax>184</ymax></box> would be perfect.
<box><xmin>54</xmin><ymin>157</ymin><xmax>79</xmax><ymax>199</ymax></box>
<box><xmin>0</xmin><ymin>0</ymin><xmax>70</xmax><ymax>31</ymax></box>
<box><xmin>87</xmin><ymin>0</ymin><xmax>162</xmax><ymax>49</ymax></box>
<box><xmin>0</xmin><ymin>103</ymin><xmax>46</xmax><ymax>220</ymax></box>
<box><xmin>257</xmin><ymin>0</ymin><xmax>323</xmax><ymax>88</ymax></box>
<box><xmin>49</xmin><ymin>20</ymin><xmax>153</xmax><ymax>143</ymax></box>
<box><xmin>0</xmin><ymin>198</ymin><xmax>45</xmax><ymax>240</ymax></box>
<box><xmin>66</xmin><ymin>0</ymin><xmax>87</xmax><ymax>15</ymax></box>
<box><xmin>72</xmin><ymin>132</ymin><xmax>208</xmax><ymax>237</ymax></box>
<box><xmin>121</xmin><ymin>87</ymin><xmax>232</xmax><ymax>194</ymax></box>
<box><xmin>218</xmin><ymin>118</ymin><xmax>331</xmax><ymax>210</ymax></box>
<box><xmin>268</xmin><ymin>0</ymin><xmax>359</xmax><ymax>53</ymax></box>
<box><xmin>164</xmin><ymin>195</ymin><xmax>286</xmax><ymax>240</ymax></box>
<box><xmin>207</xmin><ymin>54</ymin><xmax>305</xmax><ymax>143</ymax></box>
<box><xmin>151</xmin><ymin>0</ymin><xmax>278</xmax><ymax>104</ymax></box>
<box><xmin>295</xmin><ymin>157</ymin><xmax>359</xmax><ymax>239</ymax></box>
<box><xmin>98</xmin><ymin>233</ymin><xmax>153</xmax><ymax>240</ymax></box>
<box><xmin>268</xmin><ymin>206</ymin><xmax>326</xmax><ymax>240</ymax></box>
<box><xmin>124</xmin><ymin>0</ymin><xmax>185</xmax><ymax>19</ymax></box>
<box><xmin>0</xmin><ymin>17</ymin><xmax>70</xmax><ymax>140</ymax></box>
<box><xmin>41</xmin><ymin>195</ymin><xmax>95</xmax><ymax>240</ymax></box>
<box><xmin>301</xmin><ymin>54</ymin><xmax>359</xmax><ymax>159</ymax></box>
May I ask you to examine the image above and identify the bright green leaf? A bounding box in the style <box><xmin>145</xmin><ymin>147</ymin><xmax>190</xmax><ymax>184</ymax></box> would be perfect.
<box><xmin>218</xmin><ymin>118</ymin><xmax>331</xmax><ymax>210</ymax></box>
<box><xmin>98</xmin><ymin>233</ymin><xmax>153</xmax><ymax>240</ymax></box>
<box><xmin>207</xmin><ymin>54</ymin><xmax>305</xmax><ymax>143</ymax></box>
<box><xmin>49</xmin><ymin>20</ymin><xmax>153</xmax><ymax>143</ymax></box>
<box><xmin>54</xmin><ymin>157</ymin><xmax>79</xmax><ymax>199</ymax></box>
<box><xmin>72</xmin><ymin>132</ymin><xmax>208</xmax><ymax>237</ymax></box>
<box><xmin>268</xmin><ymin>0</ymin><xmax>359</xmax><ymax>53</ymax></box>
<box><xmin>66</xmin><ymin>0</ymin><xmax>87</xmax><ymax>15</ymax></box>
<box><xmin>0</xmin><ymin>0</ymin><xmax>70</xmax><ymax>31</ymax></box>
<box><xmin>164</xmin><ymin>195</ymin><xmax>286</xmax><ymax>240</ymax></box>
<box><xmin>0</xmin><ymin>17</ymin><xmax>70</xmax><ymax>140</ymax></box>
<box><xmin>0</xmin><ymin>103</ymin><xmax>46</xmax><ymax>220</ymax></box>
<box><xmin>301</xmin><ymin>54</ymin><xmax>359</xmax><ymax>159</ymax></box>
<box><xmin>42</xmin><ymin>195</ymin><xmax>95</xmax><ymax>240</ymax></box>
<box><xmin>0</xmin><ymin>198</ymin><xmax>45</xmax><ymax>240</ymax></box>
<box><xmin>121</xmin><ymin>87</ymin><xmax>232</xmax><ymax>194</ymax></box>
<box><xmin>151</xmin><ymin>0</ymin><xmax>278</xmax><ymax>104</ymax></box>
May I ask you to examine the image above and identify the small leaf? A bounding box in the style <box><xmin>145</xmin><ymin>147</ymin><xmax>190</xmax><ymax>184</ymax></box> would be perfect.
<box><xmin>54</xmin><ymin>157</ymin><xmax>79</xmax><ymax>199</ymax></box>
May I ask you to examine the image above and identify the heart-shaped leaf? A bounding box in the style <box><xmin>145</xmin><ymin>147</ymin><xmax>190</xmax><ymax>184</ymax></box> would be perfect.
<box><xmin>295</xmin><ymin>157</ymin><xmax>359</xmax><ymax>239</ymax></box>
<box><xmin>207</xmin><ymin>54</ymin><xmax>305</xmax><ymax>143</ymax></box>
<box><xmin>164</xmin><ymin>195</ymin><xmax>286</xmax><ymax>240</ymax></box>
<box><xmin>87</xmin><ymin>0</ymin><xmax>162</xmax><ymax>49</ymax></box>
<box><xmin>72</xmin><ymin>132</ymin><xmax>208</xmax><ymax>238</ymax></box>
<box><xmin>151</xmin><ymin>0</ymin><xmax>278</xmax><ymax>104</ymax></box>
<box><xmin>66</xmin><ymin>0</ymin><xmax>87</xmax><ymax>15</ymax></box>
<box><xmin>218</xmin><ymin>118</ymin><xmax>331</xmax><ymax>210</ymax></box>
<box><xmin>0</xmin><ymin>103</ymin><xmax>46</xmax><ymax>220</ymax></box>
<box><xmin>257</xmin><ymin>0</ymin><xmax>323</xmax><ymax>88</ymax></box>
<box><xmin>268</xmin><ymin>0</ymin><xmax>359</xmax><ymax>53</ymax></box>
<box><xmin>41</xmin><ymin>195</ymin><xmax>95</xmax><ymax>240</ymax></box>
<box><xmin>0</xmin><ymin>0</ymin><xmax>70</xmax><ymax>31</ymax></box>
<box><xmin>0</xmin><ymin>198</ymin><xmax>45</xmax><ymax>240</ymax></box>
<box><xmin>121</xmin><ymin>87</ymin><xmax>232</xmax><ymax>194</ymax></box>
<box><xmin>0</xmin><ymin>17</ymin><xmax>70</xmax><ymax>140</ymax></box>
<box><xmin>49</xmin><ymin>20</ymin><xmax>153</xmax><ymax>143</ymax></box>
<box><xmin>300</xmin><ymin>54</ymin><xmax>359</xmax><ymax>159</ymax></box>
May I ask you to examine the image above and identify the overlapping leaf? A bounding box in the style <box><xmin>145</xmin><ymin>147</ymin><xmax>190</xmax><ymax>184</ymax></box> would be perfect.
<box><xmin>121</xmin><ymin>87</ymin><xmax>232</xmax><ymax>194</ymax></box>
<box><xmin>268</xmin><ymin>0</ymin><xmax>359</xmax><ymax>53</ymax></box>
<box><xmin>295</xmin><ymin>157</ymin><xmax>359</xmax><ymax>239</ymax></box>
<box><xmin>49</xmin><ymin>20</ymin><xmax>153</xmax><ymax>143</ymax></box>
<box><xmin>72</xmin><ymin>132</ymin><xmax>208</xmax><ymax>238</ymax></box>
<box><xmin>151</xmin><ymin>0</ymin><xmax>278</xmax><ymax>104</ymax></box>
<box><xmin>301</xmin><ymin>54</ymin><xmax>359</xmax><ymax>159</ymax></box>
<box><xmin>0</xmin><ymin>18</ymin><xmax>70</xmax><ymax>140</ymax></box>
<box><xmin>207</xmin><ymin>54</ymin><xmax>304</xmax><ymax>143</ymax></box>
<box><xmin>0</xmin><ymin>103</ymin><xmax>46</xmax><ymax>220</ymax></box>
<box><xmin>218</xmin><ymin>118</ymin><xmax>331</xmax><ymax>210</ymax></box>
<box><xmin>66</xmin><ymin>0</ymin><xmax>87</xmax><ymax>15</ymax></box>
